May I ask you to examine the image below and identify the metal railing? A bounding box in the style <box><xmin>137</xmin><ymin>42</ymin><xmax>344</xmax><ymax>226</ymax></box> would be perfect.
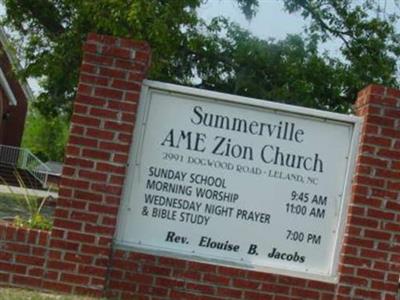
<box><xmin>0</xmin><ymin>144</ymin><xmax>50</xmax><ymax>187</ymax></box>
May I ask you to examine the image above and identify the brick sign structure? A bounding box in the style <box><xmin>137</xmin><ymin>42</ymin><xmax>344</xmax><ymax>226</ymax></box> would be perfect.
<box><xmin>0</xmin><ymin>33</ymin><xmax>399</xmax><ymax>300</ymax></box>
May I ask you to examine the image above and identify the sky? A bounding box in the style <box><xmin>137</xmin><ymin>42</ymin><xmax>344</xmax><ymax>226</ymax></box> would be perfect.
<box><xmin>198</xmin><ymin>1</ymin><xmax>305</xmax><ymax>40</ymax></box>
<box><xmin>198</xmin><ymin>0</ymin><xmax>342</xmax><ymax>56</ymax></box>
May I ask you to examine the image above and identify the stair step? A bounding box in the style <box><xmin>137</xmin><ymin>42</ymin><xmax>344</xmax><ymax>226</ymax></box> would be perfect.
<box><xmin>0</xmin><ymin>163</ymin><xmax>45</xmax><ymax>190</ymax></box>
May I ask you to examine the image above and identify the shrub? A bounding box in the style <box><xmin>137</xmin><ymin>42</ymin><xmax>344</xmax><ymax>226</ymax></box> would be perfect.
<box><xmin>0</xmin><ymin>171</ymin><xmax>53</xmax><ymax>230</ymax></box>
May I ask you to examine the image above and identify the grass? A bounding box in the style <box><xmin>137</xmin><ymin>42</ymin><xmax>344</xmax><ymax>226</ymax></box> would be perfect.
<box><xmin>0</xmin><ymin>288</ymin><xmax>101</xmax><ymax>300</ymax></box>
<box><xmin>0</xmin><ymin>192</ymin><xmax>54</xmax><ymax>222</ymax></box>
<box><xmin>0</xmin><ymin>192</ymin><xmax>25</xmax><ymax>219</ymax></box>
<box><xmin>0</xmin><ymin>170</ymin><xmax>55</xmax><ymax>230</ymax></box>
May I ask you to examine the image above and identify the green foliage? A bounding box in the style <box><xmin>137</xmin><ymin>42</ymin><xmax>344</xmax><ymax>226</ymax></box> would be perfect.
<box><xmin>1</xmin><ymin>0</ymin><xmax>257</xmax><ymax>116</ymax></box>
<box><xmin>22</xmin><ymin>107</ymin><xmax>69</xmax><ymax>162</ymax></box>
<box><xmin>192</xmin><ymin>20</ymin><xmax>350</xmax><ymax>111</ymax></box>
<box><xmin>282</xmin><ymin>0</ymin><xmax>400</xmax><ymax>96</ymax></box>
<box><xmin>14</xmin><ymin>213</ymin><xmax>52</xmax><ymax>231</ymax></box>
<box><xmin>235</xmin><ymin>0</ymin><xmax>259</xmax><ymax>20</ymax></box>
<box><xmin>1</xmin><ymin>0</ymin><xmax>399</xmax><ymax>117</ymax></box>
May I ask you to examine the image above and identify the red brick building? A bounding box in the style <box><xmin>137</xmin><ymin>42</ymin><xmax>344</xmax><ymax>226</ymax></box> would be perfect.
<box><xmin>0</xmin><ymin>28</ymin><xmax>32</xmax><ymax>147</ymax></box>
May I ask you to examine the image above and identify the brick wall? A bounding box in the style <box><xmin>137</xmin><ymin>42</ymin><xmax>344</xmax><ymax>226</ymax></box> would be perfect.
<box><xmin>106</xmin><ymin>250</ymin><xmax>336</xmax><ymax>299</ymax></box>
<box><xmin>0</xmin><ymin>33</ymin><xmax>398</xmax><ymax>299</ymax></box>
<box><xmin>0</xmin><ymin>223</ymin><xmax>50</xmax><ymax>289</ymax></box>
<box><xmin>335</xmin><ymin>85</ymin><xmax>400</xmax><ymax>299</ymax></box>
<box><xmin>42</xmin><ymin>33</ymin><xmax>151</xmax><ymax>297</ymax></box>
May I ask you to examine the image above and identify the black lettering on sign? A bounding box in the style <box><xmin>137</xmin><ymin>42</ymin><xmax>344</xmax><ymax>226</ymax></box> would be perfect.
<box><xmin>212</xmin><ymin>136</ymin><xmax>254</xmax><ymax>161</ymax></box>
<box><xmin>198</xmin><ymin>236</ymin><xmax>240</xmax><ymax>252</ymax></box>
<box><xmin>236</xmin><ymin>209</ymin><xmax>271</xmax><ymax>224</ymax></box>
<box><xmin>247</xmin><ymin>244</ymin><xmax>259</xmax><ymax>255</ymax></box>
<box><xmin>161</xmin><ymin>129</ymin><xmax>206</xmax><ymax>152</ymax></box>
<box><xmin>165</xmin><ymin>231</ymin><xmax>189</xmax><ymax>244</ymax></box>
<box><xmin>267</xmin><ymin>247</ymin><xmax>305</xmax><ymax>263</ymax></box>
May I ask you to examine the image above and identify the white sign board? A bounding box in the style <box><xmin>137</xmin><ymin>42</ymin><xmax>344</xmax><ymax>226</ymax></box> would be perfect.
<box><xmin>116</xmin><ymin>80</ymin><xmax>361</xmax><ymax>282</ymax></box>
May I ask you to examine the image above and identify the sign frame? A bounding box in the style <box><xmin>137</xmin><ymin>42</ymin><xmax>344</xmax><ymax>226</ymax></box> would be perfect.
<box><xmin>115</xmin><ymin>80</ymin><xmax>362</xmax><ymax>283</ymax></box>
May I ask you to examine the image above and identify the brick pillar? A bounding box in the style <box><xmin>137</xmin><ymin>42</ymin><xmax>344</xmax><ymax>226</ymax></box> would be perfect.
<box><xmin>43</xmin><ymin>33</ymin><xmax>151</xmax><ymax>296</ymax></box>
<box><xmin>337</xmin><ymin>85</ymin><xmax>400</xmax><ymax>299</ymax></box>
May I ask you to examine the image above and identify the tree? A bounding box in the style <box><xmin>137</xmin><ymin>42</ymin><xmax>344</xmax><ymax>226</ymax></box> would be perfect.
<box><xmin>191</xmin><ymin>20</ymin><xmax>350</xmax><ymax>112</ymax></box>
<box><xmin>1</xmin><ymin>0</ymin><xmax>258</xmax><ymax>117</ymax></box>
<box><xmin>282</xmin><ymin>0</ymin><xmax>400</xmax><ymax>98</ymax></box>
<box><xmin>2</xmin><ymin>0</ymin><xmax>400</xmax><ymax>116</ymax></box>
<box><xmin>22</xmin><ymin>107</ymin><xmax>69</xmax><ymax>162</ymax></box>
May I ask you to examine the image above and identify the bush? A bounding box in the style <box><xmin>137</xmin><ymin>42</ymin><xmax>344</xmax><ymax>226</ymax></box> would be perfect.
<box><xmin>22</xmin><ymin>107</ymin><xmax>69</xmax><ymax>162</ymax></box>
<box><xmin>0</xmin><ymin>171</ymin><xmax>53</xmax><ymax>230</ymax></box>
